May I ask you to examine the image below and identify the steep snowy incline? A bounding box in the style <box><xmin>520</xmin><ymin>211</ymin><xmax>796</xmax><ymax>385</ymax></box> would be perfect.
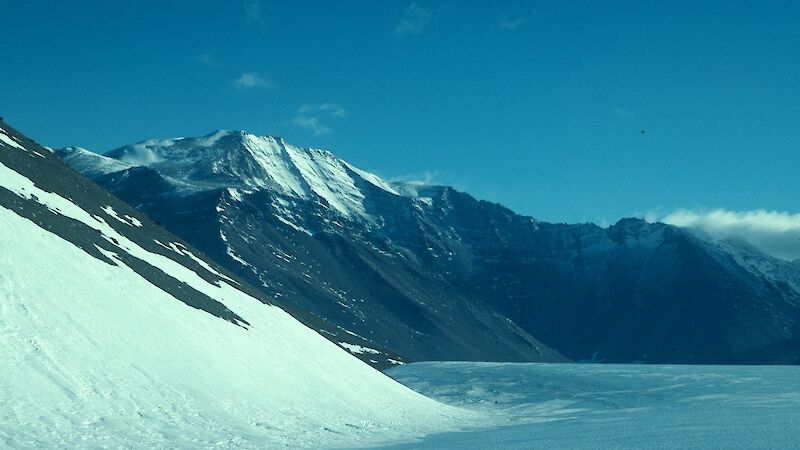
<box><xmin>0</xmin><ymin>121</ymin><xmax>465</xmax><ymax>448</ymax></box>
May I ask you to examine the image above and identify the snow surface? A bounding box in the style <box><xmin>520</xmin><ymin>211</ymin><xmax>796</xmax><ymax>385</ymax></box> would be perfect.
<box><xmin>55</xmin><ymin>147</ymin><xmax>133</xmax><ymax>177</ymax></box>
<box><xmin>101</xmin><ymin>205</ymin><xmax>142</xmax><ymax>227</ymax></box>
<box><xmin>0</xmin><ymin>161</ymin><xmax>467</xmax><ymax>448</ymax></box>
<box><xmin>379</xmin><ymin>362</ymin><xmax>800</xmax><ymax>449</ymax></box>
<box><xmin>339</xmin><ymin>342</ymin><xmax>382</xmax><ymax>355</ymax></box>
<box><xmin>0</xmin><ymin>126</ymin><xmax>25</xmax><ymax>151</ymax></box>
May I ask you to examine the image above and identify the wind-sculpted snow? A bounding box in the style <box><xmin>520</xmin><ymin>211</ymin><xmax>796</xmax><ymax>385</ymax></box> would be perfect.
<box><xmin>381</xmin><ymin>362</ymin><xmax>800</xmax><ymax>449</ymax></box>
<box><xmin>0</xmin><ymin>121</ymin><xmax>467</xmax><ymax>448</ymax></box>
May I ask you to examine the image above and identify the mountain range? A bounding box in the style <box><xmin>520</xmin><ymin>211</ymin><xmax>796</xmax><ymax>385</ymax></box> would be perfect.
<box><xmin>55</xmin><ymin>129</ymin><xmax>800</xmax><ymax>365</ymax></box>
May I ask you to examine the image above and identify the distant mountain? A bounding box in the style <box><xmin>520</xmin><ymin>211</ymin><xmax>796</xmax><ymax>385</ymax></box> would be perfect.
<box><xmin>58</xmin><ymin>130</ymin><xmax>800</xmax><ymax>364</ymax></box>
<box><xmin>0</xmin><ymin>120</ymin><xmax>460</xmax><ymax>448</ymax></box>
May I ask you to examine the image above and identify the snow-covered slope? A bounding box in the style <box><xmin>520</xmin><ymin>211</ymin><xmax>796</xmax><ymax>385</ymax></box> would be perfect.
<box><xmin>0</xmin><ymin>121</ymin><xmax>463</xmax><ymax>448</ymax></box>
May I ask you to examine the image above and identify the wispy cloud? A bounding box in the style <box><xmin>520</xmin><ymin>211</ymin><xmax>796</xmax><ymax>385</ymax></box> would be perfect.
<box><xmin>292</xmin><ymin>103</ymin><xmax>347</xmax><ymax>135</ymax></box>
<box><xmin>654</xmin><ymin>208</ymin><xmax>800</xmax><ymax>261</ymax></box>
<box><xmin>613</xmin><ymin>107</ymin><xmax>637</xmax><ymax>116</ymax></box>
<box><xmin>395</xmin><ymin>3</ymin><xmax>433</xmax><ymax>36</ymax></box>
<box><xmin>389</xmin><ymin>170</ymin><xmax>453</xmax><ymax>187</ymax></box>
<box><xmin>243</xmin><ymin>0</ymin><xmax>266</xmax><ymax>27</ymax></box>
<box><xmin>494</xmin><ymin>13</ymin><xmax>527</xmax><ymax>31</ymax></box>
<box><xmin>233</xmin><ymin>72</ymin><xmax>274</xmax><ymax>89</ymax></box>
<box><xmin>195</xmin><ymin>54</ymin><xmax>223</xmax><ymax>68</ymax></box>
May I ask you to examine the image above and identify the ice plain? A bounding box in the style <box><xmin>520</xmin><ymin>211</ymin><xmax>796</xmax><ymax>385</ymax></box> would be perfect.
<box><xmin>376</xmin><ymin>362</ymin><xmax>800</xmax><ymax>449</ymax></box>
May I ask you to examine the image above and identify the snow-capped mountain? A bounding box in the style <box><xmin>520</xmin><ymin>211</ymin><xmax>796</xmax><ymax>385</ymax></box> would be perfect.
<box><xmin>0</xmin><ymin>121</ymin><xmax>465</xmax><ymax>448</ymax></box>
<box><xmin>58</xmin><ymin>130</ymin><xmax>800</xmax><ymax>365</ymax></box>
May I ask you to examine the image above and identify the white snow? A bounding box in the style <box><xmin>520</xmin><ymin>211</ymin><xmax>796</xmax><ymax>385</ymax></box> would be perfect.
<box><xmin>274</xmin><ymin>213</ymin><xmax>313</xmax><ymax>235</ymax></box>
<box><xmin>227</xmin><ymin>187</ymin><xmax>243</xmax><ymax>202</ymax></box>
<box><xmin>56</xmin><ymin>147</ymin><xmax>133</xmax><ymax>177</ymax></box>
<box><xmin>345</xmin><ymin>162</ymin><xmax>402</xmax><ymax>196</ymax></box>
<box><xmin>0</xmin><ymin>161</ymin><xmax>468</xmax><ymax>448</ymax></box>
<box><xmin>101</xmin><ymin>205</ymin><xmax>142</xmax><ymax>227</ymax></box>
<box><xmin>226</xmin><ymin>245</ymin><xmax>253</xmax><ymax>268</ymax></box>
<box><xmin>95</xmin><ymin>131</ymin><xmax>427</xmax><ymax>224</ymax></box>
<box><xmin>125</xmin><ymin>215</ymin><xmax>142</xmax><ymax>226</ymax></box>
<box><xmin>154</xmin><ymin>239</ymin><xmax>237</xmax><ymax>284</ymax></box>
<box><xmin>0</xmin><ymin>127</ymin><xmax>26</xmax><ymax>150</ymax></box>
<box><xmin>339</xmin><ymin>342</ymin><xmax>381</xmax><ymax>355</ymax></box>
<box><xmin>382</xmin><ymin>362</ymin><xmax>800</xmax><ymax>449</ymax></box>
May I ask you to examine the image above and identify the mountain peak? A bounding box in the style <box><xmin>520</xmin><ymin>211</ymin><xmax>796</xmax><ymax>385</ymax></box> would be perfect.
<box><xmin>76</xmin><ymin>130</ymin><xmax>419</xmax><ymax>220</ymax></box>
<box><xmin>607</xmin><ymin>217</ymin><xmax>670</xmax><ymax>243</ymax></box>
<box><xmin>55</xmin><ymin>146</ymin><xmax>133</xmax><ymax>178</ymax></box>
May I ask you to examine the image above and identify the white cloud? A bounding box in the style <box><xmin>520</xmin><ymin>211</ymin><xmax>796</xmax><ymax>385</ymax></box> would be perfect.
<box><xmin>292</xmin><ymin>103</ymin><xmax>347</xmax><ymax>136</ymax></box>
<box><xmin>195</xmin><ymin>54</ymin><xmax>222</xmax><ymax>68</ymax></box>
<box><xmin>395</xmin><ymin>3</ymin><xmax>433</xmax><ymax>36</ymax></box>
<box><xmin>613</xmin><ymin>107</ymin><xmax>637</xmax><ymax>116</ymax></box>
<box><xmin>389</xmin><ymin>170</ymin><xmax>457</xmax><ymax>188</ymax></box>
<box><xmin>291</xmin><ymin>116</ymin><xmax>331</xmax><ymax>136</ymax></box>
<box><xmin>657</xmin><ymin>209</ymin><xmax>800</xmax><ymax>261</ymax></box>
<box><xmin>243</xmin><ymin>0</ymin><xmax>266</xmax><ymax>26</ymax></box>
<box><xmin>233</xmin><ymin>72</ymin><xmax>274</xmax><ymax>89</ymax></box>
<box><xmin>298</xmin><ymin>103</ymin><xmax>347</xmax><ymax>118</ymax></box>
<box><xmin>494</xmin><ymin>13</ymin><xmax>526</xmax><ymax>31</ymax></box>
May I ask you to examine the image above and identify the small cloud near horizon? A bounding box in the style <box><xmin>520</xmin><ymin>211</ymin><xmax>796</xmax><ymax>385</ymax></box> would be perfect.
<box><xmin>494</xmin><ymin>13</ymin><xmax>527</xmax><ymax>31</ymax></box>
<box><xmin>651</xmin><ymin>208</ymin><xmax>800</xmax><ymax>261</ymax></box>
<box><xmin>395</xmin><ymin>3</ymin><xmax>434</xmax><ymax>36</ymax></box>
<box><xmin>292</xmin><ymin>103</ymin><xmax>347</xmax><ymax>136</ymax></box>
<box><xmin>243</xmin><ymin>0</ymin><xmax>266</xmax><ymax>27</ymax></box>
<box><xmin>233</xmin><ymin>72</ymin><xmax>274</xmax><ymax>89</ymax></box>
<box><xmin>613</xmin><ymin>107</ymin><xmax>637</xmax><ymax>116</ymax></box>
<box><xmin>389</xmin><ymin>170</ymin><xmax>460</xmax><ymax>189</ymax></box>
<box><xmin>195</xmin><ymin>54</ymin><xmax>223</xmax><ymax>68</ymax></box>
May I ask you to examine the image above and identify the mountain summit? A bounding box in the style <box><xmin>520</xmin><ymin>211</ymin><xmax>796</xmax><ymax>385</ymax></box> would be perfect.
<box><xmin>104</xmin><ymin>130</ymin><xmax>413</xmax><ymax>222</ymax></box>
<box><xmin>58</xmin><ymin>131</ymin><xmax>800</xmax><ymax>365</ymax></box>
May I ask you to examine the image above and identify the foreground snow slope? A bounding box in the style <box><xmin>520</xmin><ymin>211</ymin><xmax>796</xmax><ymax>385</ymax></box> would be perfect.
<box><xmin>0</xmin><ymin>121</ymin><xmax>463</xmax><ymax>448</ymax></box>
<box><xmin>382</xmin><ymin>362</ymin><xmax>800</xmax><ymax>449</ymax></box>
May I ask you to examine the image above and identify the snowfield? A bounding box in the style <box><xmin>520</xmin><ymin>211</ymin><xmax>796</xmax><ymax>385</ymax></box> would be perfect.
<box><xmin>380</xmin><ymin>362</ymin><xmax>800</xmax><ymax>449</ymax></box>
<box><xmin>0</xmin><ymin>155</ymin><xmax>466</xmax><ymax>448</ymax></box>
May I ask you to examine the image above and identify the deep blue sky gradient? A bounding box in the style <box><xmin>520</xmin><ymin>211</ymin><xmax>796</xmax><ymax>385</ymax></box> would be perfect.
<box><xmin>2</xmin><ymin>1</ymin><xmax>798</xmax><ymax>224</ymax></box>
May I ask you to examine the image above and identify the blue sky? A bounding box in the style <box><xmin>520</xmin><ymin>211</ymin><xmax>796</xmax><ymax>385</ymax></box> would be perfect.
<box><xmin>2</xmin><ymin>0</ymin><xmax>799</xmax><ymax>227</ymax></box>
